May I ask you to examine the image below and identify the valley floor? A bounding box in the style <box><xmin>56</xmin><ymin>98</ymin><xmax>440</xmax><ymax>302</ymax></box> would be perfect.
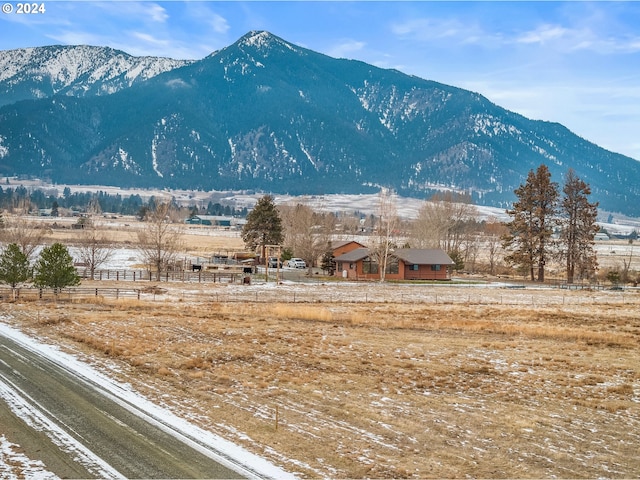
<box><xmin>1</xmin><ymin>280</ymin><xmax>639</xmax><ymax>478</ymax></box>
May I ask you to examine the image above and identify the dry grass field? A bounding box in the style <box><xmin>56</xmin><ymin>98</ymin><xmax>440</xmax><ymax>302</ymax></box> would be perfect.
<box><xmin>2</xmin><ymin>281</ymin><xmax>639</xmax><ymax>478</ymax></box>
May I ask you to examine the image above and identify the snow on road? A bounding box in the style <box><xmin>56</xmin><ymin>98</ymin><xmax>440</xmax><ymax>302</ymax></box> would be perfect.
<box><xmin>0</xmin><ymin>434</ymin><xmax>58</xmax><ymax>480</ymax></box>
<box><xmin>0</xmin><ymin>322</ymin><xmax>295</xmax><ymax>480</ymax></box>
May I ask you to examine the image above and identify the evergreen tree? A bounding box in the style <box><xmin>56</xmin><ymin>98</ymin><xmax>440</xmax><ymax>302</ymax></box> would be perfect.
<box><xmin>320</xmin><ymin>248</ymin><xmax>336</xmax><ymax>275</ymax></box>
<box><xmin>33</xmin><ymin>243</ymin><xmax>80</xmax><ymax>290</ymax></box>
<box><xmin>242</xmin><ymin>195</ymin><xmax>283</xmax><ymax>262</ymax></box>
<box><xmin>51</xmin><ymin>200</ymin><xmax>59</xmax><ymax>217</ymax></box>
<box><xmin>503</xmin><ymin>164</ymin><xmax>559</xmax><ymax>282</ymax></box>
<box><xmin>0</xmin><ymin>243</ymin><xmax>31</xmax><ymax>288</ymax></box>
<box><xmin>560</xmin><ymin>169</ymin><xmax>599</xmax><ymax>283</ymax></box>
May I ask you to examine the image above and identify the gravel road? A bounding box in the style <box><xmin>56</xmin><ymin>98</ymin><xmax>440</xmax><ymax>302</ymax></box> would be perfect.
<box><xmin>0</xmin><ymin>333</ymin><xmax>248</xmax><ymax>479</ymax></box>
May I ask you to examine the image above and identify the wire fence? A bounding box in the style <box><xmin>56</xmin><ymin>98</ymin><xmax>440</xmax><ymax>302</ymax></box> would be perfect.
<box><xmin>78</xmin><ymin>269</ymin><xmax>250</xmax><ymax>283</ymax></box>
<box><xmin>2</xmin><ymin>282</ymin><xmax>639</xmax><ymax>307</ymax></box>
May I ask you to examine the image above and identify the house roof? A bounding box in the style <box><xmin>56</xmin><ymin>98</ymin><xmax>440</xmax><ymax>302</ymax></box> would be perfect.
<box><xmin>393</xmin><ymin>248</ymin><xmax>454</xmax><ymax>265</ymax></box>
<box><xmin>334</xmin><ymin>248</ymin><xmax>371</xmax><ymax>262</ymax></box>
<box><xmin>330</xmin><ymin>240</ymin><xmax>366</xmax><ymax>250</ymax></box>
<box><xmin>334</xmin><ymin>247</ymin><xmax>454</xmax><ymax>265</ymax></box>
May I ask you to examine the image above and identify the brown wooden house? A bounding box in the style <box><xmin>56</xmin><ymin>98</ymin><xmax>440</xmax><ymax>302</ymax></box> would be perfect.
<box><xmin>334</xmin><ymin>248</ymin><xmax>454</xmax><ymax>281</ymax></box>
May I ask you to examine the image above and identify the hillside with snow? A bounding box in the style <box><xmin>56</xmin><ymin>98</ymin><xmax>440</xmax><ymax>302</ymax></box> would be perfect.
<box><xmin>0</xmin><ymin>45</ymin><xmax>191</xmax><ymax>106</ymax></box>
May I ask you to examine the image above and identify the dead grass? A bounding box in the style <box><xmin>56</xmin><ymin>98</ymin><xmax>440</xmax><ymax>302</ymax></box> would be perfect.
<box><xmin>2</xmin><ymin>284</ymin><xmax>639</xmax><ymax>479</ymax></box>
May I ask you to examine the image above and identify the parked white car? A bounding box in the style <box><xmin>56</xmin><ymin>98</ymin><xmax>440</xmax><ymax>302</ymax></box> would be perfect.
<box><xmin>288</xmin><ymin>258</ymin><xmax>306</xmax><ymax>269</ymax></box>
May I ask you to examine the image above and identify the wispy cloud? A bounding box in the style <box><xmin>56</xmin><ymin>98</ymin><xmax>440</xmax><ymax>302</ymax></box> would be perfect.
<box><xmin>183</xmin><ymin>2</ymin><xmax>230</xmax><ymax>35</ymax></box>
<box><xmin>516</xmin><ymin>24</ymin><xmax>571</xmax><ymax>45</ymax></box>
<box><xmin>46</xmin><ymin>30</ymin><xmax>103</xmax><ymax>46</ymax></box>
<box><xmin>392</xmin><ymin>17</ymin><xmax>474</xmax><ymax>42</ymax></box>
<box><xmin>93</xmin><ymin>1</ymin><xmax>169</xmax><ymax>24</ymax></box>
<box><xmin>390</xmin><ymin>6</ymin><xmax>640</xmax><ymax>55</ymax></box>
<box><xmin>515</xmin><ymin>23</ymin><xmax>640</xmax><ymax>54</ymax></box>
<box><xmin>327</xmin><ymin>39</ymin><xmax>366</xmax><ymax>59</ymax></box>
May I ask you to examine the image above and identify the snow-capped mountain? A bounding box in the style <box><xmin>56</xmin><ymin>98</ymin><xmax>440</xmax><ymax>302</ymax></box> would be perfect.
<box><xmin>0</xmin><ymin>31</ymin><xmax>639</xmax><ymax>215</ymax></box>
<box><xmin>0</xmin><ymin>45</ymin><xmax>192</xmax><ymax>106</ymax></box>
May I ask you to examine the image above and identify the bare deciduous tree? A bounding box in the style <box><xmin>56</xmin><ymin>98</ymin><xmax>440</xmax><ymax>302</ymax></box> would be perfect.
<box><xmin>280</xmin><ymin>202</ymin><xmax>335</xmax><ymax>272</ymax></box>
<box><xmin>372</xmin><ymin>189</ymin><xmax>398</xmax><ymax>282</ymax></box>
<box><xmin>0</xmin><ymin>216</ymin><xmax>47</xmax><ymax>262</ymax></box>
<box><xmin>411</xmin><ymin>192</ymin><xmax>478</xmax><ymax>253</ymax></box>
<box><xmin>137</xmin><ymin>203</ymin><xmax>184</xmax><ymax>281</ymax></box>
<box><xmin>76</xmin><ymin>220</ymin><xmax>115</xmax><ymax>280</ymax></box>
<box><xmin>484</xmin><ymin>217</ymin><xmax>509</xmax><ymax>276</ymax></box>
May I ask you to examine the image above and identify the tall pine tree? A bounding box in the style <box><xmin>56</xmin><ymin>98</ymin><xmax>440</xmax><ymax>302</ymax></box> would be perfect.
<box><xmin>560</xmin><ymin>169</ymin><xmax>599</xmax><ymax>283</ymax></box>
<box><xmin>503</xmin><ymin>164</ymin><xmax>559</xmax><ymax>282</ymax></box>
<box><xmin>242</xmin><ymin>195</ymin><xmax>283</xmax><ymax>263</ymax></box>
<box><xmin>33</xmin><ymin>243</ymin><xmax>80</xmax><ymax>290</ymax></box>
<box><xmin>0</xmin><ymin>243</ymin><xmax>31</xmax><ymax>288</ymax></box>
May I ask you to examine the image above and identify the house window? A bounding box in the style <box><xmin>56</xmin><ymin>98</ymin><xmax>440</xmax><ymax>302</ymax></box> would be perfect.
<box><xmin>431</xmin><ymin>264</ymin><xmax>441</xmax><ymax>271</ymax></box>
<box><xmin>411</xmin><ymin>264</ymin><xmax>419</xmax><ymax>271</ymax></box>
<box><xmin>385</xmin><ymin>256</ymin><xmax>399</xmax><ymax>274</ymax></box>
<box><xmin>362</xmin><ymin>257</ymin><xmax>379</xmax><ymax>274</ymax></box>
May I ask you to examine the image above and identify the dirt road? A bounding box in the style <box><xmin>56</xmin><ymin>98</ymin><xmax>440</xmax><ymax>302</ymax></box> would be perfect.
<box><xmin>0</xmin><ymin>333</ymin><xmax>248</xmax><ymax>479</ymax></box>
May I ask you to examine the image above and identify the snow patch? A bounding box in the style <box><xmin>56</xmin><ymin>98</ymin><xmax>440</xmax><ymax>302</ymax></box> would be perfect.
<box><xmin>0</xmin><ymin>323</ymin><xmax>294</xmax><ymax>480</ymax></box>
<box><xmin>151</xmin><ymin>139</ymin><xmax>163</xmax><ymax>178</ymax></box>
<box><xmin>0</xmin><ymin>435</ymin><xmax>58</xmax><ymax>480</ymax></box>
<box><xmin>0</xmin><ymin>136</ymin><xmax>8</xmax><ymax>158</ymax></box>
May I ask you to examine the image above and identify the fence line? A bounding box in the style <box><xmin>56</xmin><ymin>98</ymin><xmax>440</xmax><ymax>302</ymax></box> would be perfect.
<box><xmin>1</xmin><ymin>285</ymin><xmax>638</xmax><ymax>307</ymax></box>
<box><xmin>78</xmin><ymin>269</ymin><xmax>247</xmax><ymax>284</ymax></box>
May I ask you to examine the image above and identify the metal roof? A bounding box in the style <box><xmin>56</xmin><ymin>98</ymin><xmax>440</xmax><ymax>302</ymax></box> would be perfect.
<box><xmin>393</xmin><ymin>249</ymin><xmax>455</xmax><ymax>265</ymax></box>
<box><xmin>334</xmin><ymin>248</ymin><xmax>371</xmax><ymax>262</ymax></box>
<box><xmin>334</xmin><ymin>248</ymin><xmax>454</xmax><ymax>265</ymax></box>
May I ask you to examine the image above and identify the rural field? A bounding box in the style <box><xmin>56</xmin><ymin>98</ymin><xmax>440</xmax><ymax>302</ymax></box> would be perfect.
<box><xmin>1</xmin><ymin>218</ymin><xmax>640</xmax><ymax>477</ymax></box>
<box><xmin>2</xmin><ymin>278</ymin><xmax>639</xmax><ymax>478</ymax></box>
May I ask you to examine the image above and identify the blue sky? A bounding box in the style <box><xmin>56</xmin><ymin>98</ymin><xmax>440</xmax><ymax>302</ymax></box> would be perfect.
<box><xmin>2</xmin><ymin>1</ymin><xmax>640</xmax><ymax>161</ymax></box>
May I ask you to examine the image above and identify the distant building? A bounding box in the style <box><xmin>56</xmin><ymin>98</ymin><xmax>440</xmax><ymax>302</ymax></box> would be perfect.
<box><xmin>185</xmin><ymin>215</ymin><xmax>239</xmax><ymax>227</ymax></box>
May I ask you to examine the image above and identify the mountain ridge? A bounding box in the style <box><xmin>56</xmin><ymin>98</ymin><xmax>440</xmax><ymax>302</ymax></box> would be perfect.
<box><xmin>0</xmin><ymin>31</ymin><xmax>638</xmax><ymax>215</ymax></box>
<box><xmin>0</xmin><ymin>44</ymin><xmax>192</xmax><ymax>107</ymax></box>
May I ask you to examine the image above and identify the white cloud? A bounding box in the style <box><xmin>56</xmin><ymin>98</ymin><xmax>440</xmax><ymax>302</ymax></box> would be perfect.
<box><xmin>130</xmin><ymin>31</ymin><xmax>170</xmax><ymax>47</ymax></box>
<box><xmin>392</xmin><ymin>17</ymin><xmax>463</xmax><ymax>40</ymax></box>
<box><xmin>516</xmin><ymin>24</ymin><xmax>571</xmax><ymax>45</ymax></box>
<box><xmin>93</xmin><ymin>2</ymin><xmax>168</xmax><ymax>24</ymax></box>
<box><xmin>210</xmin><ymin>13</ymin><xmax>230</xmax><ymax>35</ymax></box>
<box><xmin>183</xmin><ymin>3</ymin><xmax>230</xmax><ymax>35</ymax></box>
<box><xmin>515</xmin><ymin>23</ymin><xmax>640</xmax><ymax>54</ymax></box>
<box><xmin>327</xmin><ymin>39</ymin><xmax>366</xmax><ymax>59</ymax></box>
<box><xmin>390</xmin><ymin>17</ymin><xmax>489</xmax><ymax>46</ymax></box>
<box><xmin>458</xmin><ymin>80</ymin><xmax>640</xmax><ymax>160</ymax></box>
<box><xmin>47</xmin><ymin>30</ymin><xmax>102</xmax><ymax>46</ymax></box>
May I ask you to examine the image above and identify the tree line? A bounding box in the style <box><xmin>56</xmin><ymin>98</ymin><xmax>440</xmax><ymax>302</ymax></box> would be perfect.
<box><xmin>240</xmin><ymin>165</ymin><xmax>610</xmax><ymax>284</ymax></box>
<box><xmin>0</xmin><ymin>165</ymin><xmax>630</xmax><ymax>286</ymax></box>
<box><xmin>503</xmin><ymin>166</ymin><xmax>599</xmax><ymax>283</ymax></box>
<box><xmin>0</xmin><ymin>184</ymin><xmax>247</xmax><ymax>218</ymax></box>
<box><xmin>0</xmin><ymin>202</ymin><xmax>184</xmax><ymax>294</ymax></box>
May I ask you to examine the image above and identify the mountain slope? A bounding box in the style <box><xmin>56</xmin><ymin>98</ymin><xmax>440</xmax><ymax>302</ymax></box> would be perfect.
<box><xmin>0</xmin><ymin>31</ymin><xmax>638</xmax><ymax>215</ymax></box>
<box><xmin>0</xmin><ymin>45</ymin><xmax>191</xmax><ymax>107</ymax></box>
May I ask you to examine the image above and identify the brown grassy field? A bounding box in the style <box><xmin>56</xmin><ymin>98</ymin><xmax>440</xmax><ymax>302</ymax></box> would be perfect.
<box><xmin>2</xmin><ymin>281</ymin><xmax>639</xmax><ymax>478</ymax></box>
